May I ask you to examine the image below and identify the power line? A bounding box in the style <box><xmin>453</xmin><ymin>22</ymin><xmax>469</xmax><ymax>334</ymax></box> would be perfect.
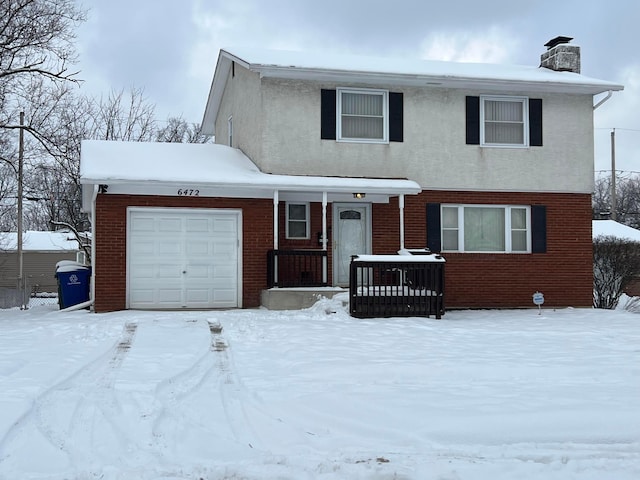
<box><xmin>595</xmin><ymin>127</ymin><xmax>640</xmax><ymax>133</ymax></box>
<box><xmin>595</xmin><ymin>170</ymin><xmax>640</xmax><ymax>174</ymax></box>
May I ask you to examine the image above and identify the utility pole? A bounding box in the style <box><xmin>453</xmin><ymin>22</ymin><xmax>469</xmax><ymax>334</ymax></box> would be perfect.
<box><xmin>17</xmin><ymin>111</ymin><xmax>25</xmax><ymax>309</ymax></box>
<box><xmin>611</xmin><ymin>128</ymin><xmax>616</xmax><ymax>221</ymax></box>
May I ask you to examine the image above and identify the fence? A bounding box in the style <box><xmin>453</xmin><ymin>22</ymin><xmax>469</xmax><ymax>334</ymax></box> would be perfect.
<box><xmin>0</xmin><ymin>277</ymin><xmax>31</xmax><ymax>309</ymax></box>
<box><xmin>349</xmin><ymin>254</ymin><xmax>445</xmax><ymax>319</ymax></box>
<box><xmin>0</xmin><ymin>276</ymin><xmax>61</xmax><ymax>309</ymax></box>
<box><xmin>267</xmin><ymin>249</ymin><xmax>328</xmax><ymax>288</ymax></box>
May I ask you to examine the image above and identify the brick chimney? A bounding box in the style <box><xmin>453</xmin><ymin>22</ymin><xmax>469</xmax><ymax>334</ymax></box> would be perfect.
<box><xmin>540</xmin><ymin>36</ymin><xmax>580</xmax><ymax>73</ymax></box>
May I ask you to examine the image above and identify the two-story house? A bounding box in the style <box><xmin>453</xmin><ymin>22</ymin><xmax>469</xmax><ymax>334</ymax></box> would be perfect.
<box><xmin>81</xmin><ymin>37</ymin><xmax>623</xmax><ymax>312</ymax></box>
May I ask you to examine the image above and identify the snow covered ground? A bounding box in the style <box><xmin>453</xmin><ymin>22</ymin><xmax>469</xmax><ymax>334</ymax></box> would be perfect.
<box><xmin>0</xmin><ymin>294</ymin><xmax>638</xmax><ymax>480</ymax></box>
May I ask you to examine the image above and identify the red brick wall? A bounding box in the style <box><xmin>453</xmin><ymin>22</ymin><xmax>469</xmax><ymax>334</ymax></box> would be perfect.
<box><xmin>94</xmin><ymin>194</ymin><xmax>272</xmax><ymax>312</ymax></box>
<box><xmin>95</xmin><ymin>190</ymin><xmax>592</xmax><ymax>312</ymax></box>
<box><xmin>374</xmin><ymin>191</ymin><xmax>593</xmax><ymax>308</ymax></box>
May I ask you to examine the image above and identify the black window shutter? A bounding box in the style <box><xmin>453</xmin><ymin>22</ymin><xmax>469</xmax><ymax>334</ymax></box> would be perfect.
<box><xmin>426</xmin><ymin>203</ymin><xmax>442</xmax><ymax>252</ymax></box>
<box><xmin>531</xmin><ymin>205</ymin><xmax>547</xmax><ymax>253</ymax></box>
<box><xmin>389</xmin><ymin>92</ymin><xmax>403</xmax><ymax>142</ymax></box>
<box><xmin>465</xmin><ymin>96</ymin><xmax>480</xmax><ymax>145</ymax></box>
<box><xmin>529</xmin><ymin>98</ymin><xmax>543</xmax><ymax>147</ymax></box>
<box><xmin>321</xmin><ymin>89</ymin><xmax>336</xmax><ymax>140</ymax></box>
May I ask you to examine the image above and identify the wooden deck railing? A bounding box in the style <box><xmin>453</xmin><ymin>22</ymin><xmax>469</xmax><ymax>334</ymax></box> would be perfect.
<box><xmin>349</xmin><ymin>254</ymin><xmax>445</xmax><ymax>319</ymax></box>
<box><xmin>267</xmin><ymin>249</ymin><xmax>328</xmax><ymax>288</ymax></box>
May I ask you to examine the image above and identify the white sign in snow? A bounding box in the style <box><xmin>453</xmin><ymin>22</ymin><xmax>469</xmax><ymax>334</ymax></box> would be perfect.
<box><xmin>532</xmin><ymin>292</ymin><xmax>545</xmax><ymax>305</ymax></box>
<box><xmin>533</xmin><ymin>291</ymin><xmax>545</xmax><ymax>315</ymax></box>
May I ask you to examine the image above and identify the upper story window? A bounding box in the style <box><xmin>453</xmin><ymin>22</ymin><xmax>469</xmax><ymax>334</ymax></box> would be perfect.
<box><xmin>480</xmin><ymin>96</ymin><xmax>528</xmax><ymax>147</ymax></box>
<box><xmin>441</xmin><ymin>204</ymin><xmax>530</xmax><ymax>253</ymax></box>
<box><xmin>337</xmin><ymin>88</ymin><xmax>389</xmax><ymax>143</ymax></box>
<box><xmin>466</xmin><ymin>96</ymin><xmax>542</xmax><ymax>147</ymax></box>
<box><xmin>286</xmin><ymin>202</ymin><xmax>310</xmax><ymax>239</ymax></box>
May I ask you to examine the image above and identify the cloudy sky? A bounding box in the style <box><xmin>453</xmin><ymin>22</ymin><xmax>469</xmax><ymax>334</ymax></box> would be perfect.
<box><xmin>75</xmin><ymin>0</ymin><xmax>638</xmax><ymax>173</ymax></box>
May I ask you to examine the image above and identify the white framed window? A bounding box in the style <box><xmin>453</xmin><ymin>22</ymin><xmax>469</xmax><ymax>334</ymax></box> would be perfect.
<box><xmin>286</xmin><ymin>202</ymin><xmax>310</xmax><ymax>239</ymax></box>
<box><xmin>228</xmin><ymin>116</ymin><xmax>233</xmax><ymax>147</ymax></box>
<box><xmin>480</xmin><ymin>95</ymin><xmax>528</xmax><ymax>147</ymax></box>
<box><xmin>337</xmin><ymin>88</ymin><xmax>389</xmax><ymax>143</ymax></box>
<box><xmin>441</xmin><ymin>205</ymin><xmax>530</xmax><ymax>253</ymax></box>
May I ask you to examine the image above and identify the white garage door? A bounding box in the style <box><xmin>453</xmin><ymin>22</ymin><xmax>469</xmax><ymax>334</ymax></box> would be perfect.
<box><xmin>127</xmin><ymin>208</ymin><xmax>241</xmax><ymax>309</ymax></box>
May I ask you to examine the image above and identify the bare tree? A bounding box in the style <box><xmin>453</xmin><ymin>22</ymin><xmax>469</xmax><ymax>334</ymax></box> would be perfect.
<box><xmin>593</xmin><ymin>173</ymin><xmax>640</xmax><ymax>228</ymax></box>
<box><xmin>593</xmin><ymin>235</ymin><xmax>640</xmax><ymax>309</ymax></box>
<box><xmin>0</xmin><ymin>0</ymin><xmax>86</xmax><ymax>130</ymax></box>
<box><xmin>156</xmin><ymin>117</ymin><xmax>210</xmax><ymax>144</ymax></box>
<box><xmin>93</xmin><ymin>87</ymin><xmax>157</xmax><ymax>142</ymax></box>
<box><xmin>19</xmin><ymin>87</ymin><xmax>159</xmax><ymax>231</ymax></box>
<box><xmin>0</xmin><ymin>0</ymin><xmax>85</xmax><ymax>232</ymax></box>
<box><xmin>0</xmin><ymin>162</ymin><xmax>17</xmax><ymax>230</ymax></box>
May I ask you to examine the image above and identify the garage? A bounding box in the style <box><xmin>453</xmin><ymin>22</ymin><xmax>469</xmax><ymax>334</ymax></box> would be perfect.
<box><xmin>127</xmin><ymin>208</ymin><xmax>241</xmax><ymax>309</ymax></box>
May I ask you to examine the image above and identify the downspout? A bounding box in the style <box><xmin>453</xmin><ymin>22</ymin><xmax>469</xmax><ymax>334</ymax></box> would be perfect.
<box><xmin>61</xmin><ymin>184</ymin><xmax>98</xmax><ymax>313</ymax></box>
<box><xmin>593</xmin><ymin>90</ymin><xmax>613</xmax><ymax>110</ymax></box>
<box><xmin>89</xmin><ymin>183</ymin><xmax>98</xmax><ymax>309</ymax></box>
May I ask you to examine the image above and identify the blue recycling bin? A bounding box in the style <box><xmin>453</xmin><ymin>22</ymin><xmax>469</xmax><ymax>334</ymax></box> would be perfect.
<box><xmin>55</xmin><ymin>263</ymin><xmax>91</xmax><ymax>309</ymax></box>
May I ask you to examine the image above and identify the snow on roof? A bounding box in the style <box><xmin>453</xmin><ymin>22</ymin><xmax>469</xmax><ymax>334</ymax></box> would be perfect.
<box><xmin>202</xmin><ymin>46</ymin><xmax>623</xmax><ymax>135</ymax></box>
<box><xmin>0</xmin><ymin>231</ymin><xmax>79</xmax><ymax>252</ymax></box>
<box><xmin>592</xmin><ymin>220</ymin><xmax>640</xmax><ymax>242</ymax></box>
<box><xmin>79</xmin><ymin>140</ymin><xmax>421</xmax><ymax>194</ymax></box>
<box><xmin>221</xmin><ymin>46</ymin><xmax>624</xmax><ymax>93</ymax></box>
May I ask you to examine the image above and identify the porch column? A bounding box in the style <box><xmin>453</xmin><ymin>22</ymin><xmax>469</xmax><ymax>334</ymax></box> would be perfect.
<box><xmin>322</xmin><ymin>191</ymin><xmax>328</xmax><ymax>284</ymax></box>
<box><xmin>273</xmin><ymin>190</ymin><xmax>279</xmax><ymax>250</ymax></box>
<box><xmin>399</xmin><ymin>194</ymin><xmax>405</xmax><ymax>250</ymax></box>
<box><xmin>273</xmin><ymin>190</ymin><xmax>279</xmax><ymax>286</ymax></box>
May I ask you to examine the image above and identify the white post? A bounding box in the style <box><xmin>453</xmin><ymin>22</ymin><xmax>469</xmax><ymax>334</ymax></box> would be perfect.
<box><xmin>399</xmin><ymin>194</ymin><xmax>405</xmax><ymax>250</ymax></box>
<box><xmin>273</xmin><ymin>190</ymin><xmax>279</xmax><ymax>250</ymax></box>
<box><xmin>273</xmin><ymin>190</ymin><xmax>279</xmax><ymax>286</ymax></box>
<box><xmin>322</xmin><ymin>191</ymin><xmax>328</xmax><ymax>284</ymax></box>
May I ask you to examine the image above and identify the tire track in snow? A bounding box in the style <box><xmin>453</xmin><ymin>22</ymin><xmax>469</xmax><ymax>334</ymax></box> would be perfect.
<box><xmin>0</xmin><ymin>321</ymin><xmax>140</xmax><ymax>470</ymax></box>
<box><xmin>208</xmin><ymin>320</ymin><xmax>258</xmax><ymax>449</ymax></box>
<box><xmin>62</xmin><ymin>321</ymin><xmax>140</xmax><ymax>464</ymax></box>
<box><xmin>151</xmin><ymin>320</ymin><xmax>260</xmax><ymax>453</ymax></box>
<box><xmin>207</xmin><ymin>319</ymin><xmax>323</xmax><ymax>454</ymax></box>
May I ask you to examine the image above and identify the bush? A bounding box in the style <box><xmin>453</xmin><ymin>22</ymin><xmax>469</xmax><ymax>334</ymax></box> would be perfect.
<box><xmin>593</xmin><ymin>236</ymin><xmax>640</xmax><ymax>309</ymax></box>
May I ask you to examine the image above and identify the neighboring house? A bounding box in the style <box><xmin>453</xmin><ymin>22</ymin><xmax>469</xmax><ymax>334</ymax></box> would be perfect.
<box><xmin>0</xmin><ymin>231</ymin><xmax>80</xmax><ymax>293</ymax></box>
<box><xmin>592</xmin><ymin>220</ymin><xmax>640</xmax><ymax>243</ymax></box>
<box><xmin>81</xmin><ymin>37</ymin><xmax>623</xmax><ymax>312</ymax></box>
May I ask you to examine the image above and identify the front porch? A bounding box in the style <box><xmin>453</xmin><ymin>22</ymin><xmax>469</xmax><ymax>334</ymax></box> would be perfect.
<box><xmin>261</xmin><ymin>286</ymin><xmax>347</xmax><ymax>310</ymax></box>
<box><xmin>263</xmin><ymin>248</ymin><xmax>343</xmax><ymax>310</ymax></box>
<box><xmin>261</xmin><ymin>248</ymin><xmax>445</xmax><ymax>316</ymax></box>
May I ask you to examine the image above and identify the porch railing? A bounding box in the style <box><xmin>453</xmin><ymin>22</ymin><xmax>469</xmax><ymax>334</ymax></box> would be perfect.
<box><xmin>267</xmin><ymin>249</ymin><xmax>328</xmax><ymax>288</ymax></box>
<box><xmin>349</xmin><ymin>254</ymin><xmax>445</xmax><ymax>319</ymax></box>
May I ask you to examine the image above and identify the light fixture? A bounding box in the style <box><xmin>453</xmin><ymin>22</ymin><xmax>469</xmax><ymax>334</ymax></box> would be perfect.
<box><xmin>353</xmin><ymin>193</ymin><xmax>366</xmax><ymax>199</ymax></box>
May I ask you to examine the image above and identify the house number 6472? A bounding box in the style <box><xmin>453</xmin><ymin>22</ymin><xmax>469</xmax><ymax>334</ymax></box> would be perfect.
<box><xmin>177</xmin><ymin>189</ymin><xmax>200</xmax><ymax>196</ymax></box>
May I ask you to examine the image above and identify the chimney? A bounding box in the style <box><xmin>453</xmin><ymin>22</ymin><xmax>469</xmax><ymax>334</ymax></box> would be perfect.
<box><xmin>540</xmin><ymin>36</ymin><xmax>580</xmax><ymax>73</ymax></box>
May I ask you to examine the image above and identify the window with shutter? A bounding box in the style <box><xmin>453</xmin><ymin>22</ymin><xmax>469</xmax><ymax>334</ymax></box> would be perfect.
<box><xmin>465</xmin><ymin>96</ymin><xmax>543</xmax><ymax>147</ymax></box>
<box><xmin>321</xmin><ymin>88</ymin><xmax>403</xmax><ymax>143</ymax></box>
<box><xmin>429</xmin><ymin>204</ymin><xmax>547</xmax><ymax>254</ymax></box>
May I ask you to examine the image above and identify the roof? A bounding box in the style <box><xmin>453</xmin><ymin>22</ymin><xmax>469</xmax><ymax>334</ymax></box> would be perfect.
<box><xmin>80</xmin><ymin>140</ymin><xmax>421</xmax><ymax>207</ymax></box>
<box><xmin>0</xmin><ymin>231</ymin><xmax>79</xmax><ymax>252</ymax></box>
<box><xmin>202</xmin><ymin>47</ymin><xmax>624</xmax><ymax>135</ymax></box>
<box><xmin>593</xmin><ymin>220</ymin><xmax>640</xmax><ymax>242</ymax></box>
